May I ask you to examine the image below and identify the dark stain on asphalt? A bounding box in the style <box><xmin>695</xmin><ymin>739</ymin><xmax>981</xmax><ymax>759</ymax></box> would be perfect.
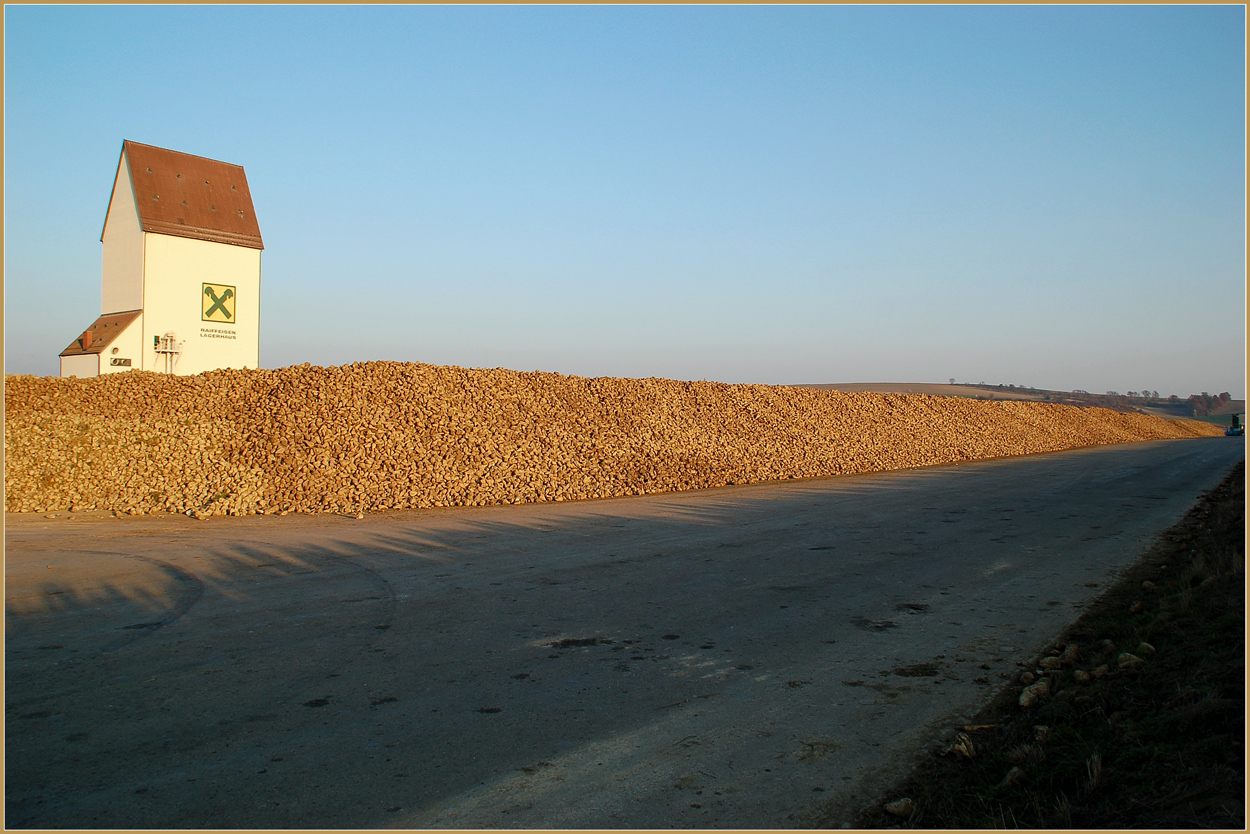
<box><xmin>852</xmin><ymin>617</ymin><xmax>899</xmax><ymax>631</ymax></box>
<box><xmin>97</xmin><ymin>553</ymin><xmax>206</xmax><ymax>654</ymax></box>
<box><xmin>893</xmin><ymin>662</ymin><xmax>941</xmax><ymax>677</ymax></box>
<box><xmin>304</xmin><ymin>699</ymin><xmax>330</xmax><ymax>708</ymax></box>
<box><xmin>551</xmin><ymin>637</ymin><xmax>608</xmax><ymax>648</ymax></box>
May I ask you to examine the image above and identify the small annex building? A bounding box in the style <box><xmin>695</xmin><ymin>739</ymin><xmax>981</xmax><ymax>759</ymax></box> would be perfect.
<box><xmin>59</xmin><ymin>140</ymin><xmax>264</xmax><ymax>377</ymax></box>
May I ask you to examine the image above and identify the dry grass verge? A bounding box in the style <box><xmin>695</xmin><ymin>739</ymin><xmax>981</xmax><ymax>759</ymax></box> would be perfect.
<box><xmin>4</xmin><ymin>362</ymin><xmax>1222</xmax><ymax>517</ymax></box>
<box><xmin>850</xmin><ymin>460</ymin><xmax>1245</xmax><ymax>830</ymax></box>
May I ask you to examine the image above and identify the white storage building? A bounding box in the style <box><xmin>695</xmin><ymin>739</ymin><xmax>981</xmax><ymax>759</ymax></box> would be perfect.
<box><xmin>59</xmin><ymin>140</ymin><xmax>264</xmax><ymax>377</ymax></box>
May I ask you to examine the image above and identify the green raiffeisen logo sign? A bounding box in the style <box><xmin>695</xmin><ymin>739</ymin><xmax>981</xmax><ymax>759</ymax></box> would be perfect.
<box><xmin>202</xmin><ymin>283</ymin><xmax>236</xmax><ymax>322</ymax></box>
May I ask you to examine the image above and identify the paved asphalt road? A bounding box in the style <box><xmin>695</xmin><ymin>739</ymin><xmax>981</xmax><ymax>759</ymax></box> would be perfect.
<box><xmin>5</xmin><ymin>438</ymin><xmax>1243</xmax><ymax>829</ymax></box>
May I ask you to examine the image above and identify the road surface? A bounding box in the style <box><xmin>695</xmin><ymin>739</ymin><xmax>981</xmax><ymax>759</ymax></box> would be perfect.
<box><xmin>5</xmin><ymin>437</ymin><xmax>1243</xmax><ymax>828</ymax></box>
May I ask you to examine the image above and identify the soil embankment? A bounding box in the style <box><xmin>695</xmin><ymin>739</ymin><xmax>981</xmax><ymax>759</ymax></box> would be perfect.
<box><xmin>5</xmin><ymin>362</ymin><xmax>1221</xmax><ymax>517</ymax></box>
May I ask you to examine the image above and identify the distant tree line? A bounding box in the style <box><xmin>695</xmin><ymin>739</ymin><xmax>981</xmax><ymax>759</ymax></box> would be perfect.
<box><xmin>959</xmin><ymin>383</ymin><xmax>1238</xmax><ymax>416</ymax></box>
<box><xmin>1186</xmin><ymin>392</ymin><xmax>1233</xmax><ymax>417</ymax></box>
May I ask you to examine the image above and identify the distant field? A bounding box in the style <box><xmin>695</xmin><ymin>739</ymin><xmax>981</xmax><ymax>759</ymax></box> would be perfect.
<box><xmin>1208</xmin><ymin>399</ymin><xmax>1246</xmax><ymax>416</ymax></box>
<box><xmin>1181</xmin><ymin>413</ymin><xmax>1245</xmax><ymax>428</ymax></box>
<box><xmin>795</xmin><ymin>382</ymin><xmax>1045</xmax><ymax>401</ymax></box>
<box><xmin>800</xmin><ymin>384</ymin><xmax>1245</xmax><ymax>425</ymax></box>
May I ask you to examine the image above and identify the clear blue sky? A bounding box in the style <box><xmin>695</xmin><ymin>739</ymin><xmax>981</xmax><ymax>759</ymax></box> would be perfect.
<box><xmin>5</xmin><ymin>5</ymin><xmax>1245</xmax><ymax>397</ymax></box>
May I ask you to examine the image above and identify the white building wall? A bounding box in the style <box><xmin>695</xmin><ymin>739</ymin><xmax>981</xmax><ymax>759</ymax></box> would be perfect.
<box><xmin>141</xmin><ymin>232</ymin><xmax>261</xmax><ymax>374</ymax></box>
<box><xmin>60</xmin><ymin>354</ymin><xmax>99</xmax><ymax>379</ymax></box>
<box><xmin>97</xmin><ymin>316</ymin><xmax>145</xmax><ymax>375</ymax></box>
<box><xmin>101</xmin><ymin>153</ymin><xmax>144</xmax><ymax>314</ymax></box>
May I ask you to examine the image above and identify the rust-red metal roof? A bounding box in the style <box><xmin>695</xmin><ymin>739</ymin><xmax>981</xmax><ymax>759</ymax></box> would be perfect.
<box><xmin>103</xmin><ymin>140</ymin><xmax>264</xmax><ymax>250</ymax></box>
<box><xmin>59</xmin><ymin>310</ymin><xmax>143</xmax><ymax>357</ymax></box>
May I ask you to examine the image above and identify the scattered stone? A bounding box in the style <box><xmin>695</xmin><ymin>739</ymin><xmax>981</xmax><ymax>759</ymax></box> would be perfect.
<box><xmin>1033</xmin><ymin>725</ymin><xmax>1050</xmax><ymax>743</ymax></box>
<box><xmin>1039</xmin><ymin>657</ymin><xmax>1063</xmax><ymax>671</ymax></box>
<box><xmin>884</xmin><ymin>798</ymin><xmax>914</xmax><ymax>818</ymax></box>
<box><xmin>1118</xmin><ymin>653</ymin><xmax>1145</xmax><ymax>670</ymax></box>
<box><xmin>948</xmin><ymin>732</ymin><xmax>976</xmax><ymax>759</ymax></box>
<box><xmin>1136</xmin><ymin>642</ymin><xmax>1156</xmax><ymax>657</ymax></box>
<box><xmin>1090</xmin><ymin>664</ymin><xmax>1109</xmax><ymax>679</ymax></box>
<box><xmin>1020</xmin><ymin>671</ymin><xmax>1036</xmax><ymax>685</ymax></box>
<box><xmin>1073</xmin><ymin>669</ymin><xmax>1092</xmax><ymax>683</ymax></box>
<box><xmin>1000</xmin><ymin>766</ymin><xmax>1026</xmax><ymax>788</ymax></box>
<box><xmin>1141</xmin><ymin>580</ymin><xmax>1156</xmax><ymax>591</ymax></box>
<box><xmin>1129</xmin><ymin>601</ymin><xmax>1144</xmax><ymax>614</ymax></box>
<box><xmin>1059</xmin><ymin>644</ymin><xmax>1079</xmax><ymax>665</ymax></box>
<box><xmin>1019</xmin><ymin>678</ymin><xmax>1051</xmax><ymax>708</ymax></box>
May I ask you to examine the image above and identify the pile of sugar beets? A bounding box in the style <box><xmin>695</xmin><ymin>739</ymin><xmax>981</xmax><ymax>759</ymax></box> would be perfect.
<box><xmin>4</xmin><ymin>362</ymin><xmax>1221</xmax><ymax>517</ymax></box>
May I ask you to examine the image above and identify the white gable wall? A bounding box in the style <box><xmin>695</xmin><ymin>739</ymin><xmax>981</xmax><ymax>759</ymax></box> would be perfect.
<box><xmin>98</xmin><ymin>315</ymin><xmax>145</xmax><ymax>375</ymax></box>
<box><xmin>60</xmin><ymin>354</ymin><xmax>100</xmax><ymax>379</ymax></box>
<box><xmin>101</xmin><ymin>152</ymin><xmax>145</xmax><ymax>315</ymax></box>
<box><xmin>142</xmin><ymin>233</ymin><xmax>261</xmax><ymax>374</ymax></box>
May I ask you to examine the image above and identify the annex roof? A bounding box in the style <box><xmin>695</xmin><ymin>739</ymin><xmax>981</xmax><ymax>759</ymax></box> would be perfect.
<box><xmin>59</xmin><ymin>310</ymin><xmax>143</xmax><ymax>357</ymax></box>
<box><xmin>103</xmin><ymin>140</ymin><xmax>264</xmax><ymax>250</ymax></box>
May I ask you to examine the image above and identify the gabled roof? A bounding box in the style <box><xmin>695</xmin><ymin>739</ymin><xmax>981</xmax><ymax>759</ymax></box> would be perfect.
<box><xmin>59</xmin><ymin>310</ymin><xmax>143</xmax><ymax>357</ymax></box>
<box><xmin>103</xmin><ymin>140</ymin><xmax>264</xmax><ymax>250</ymax></box>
